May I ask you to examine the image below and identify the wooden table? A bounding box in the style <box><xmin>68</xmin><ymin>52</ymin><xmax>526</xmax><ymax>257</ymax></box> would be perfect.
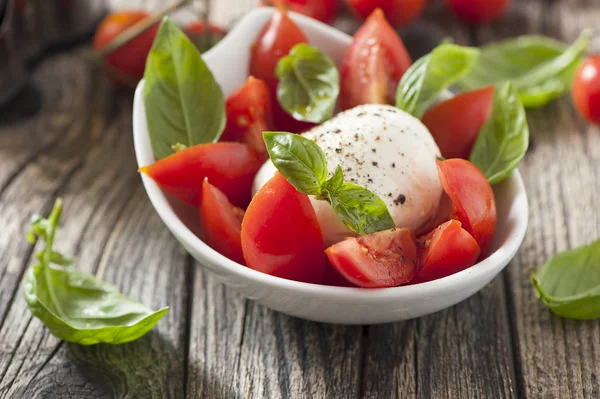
<box><xmin>1</xmin><ymin>0</ymin><xmax>599</xmax><ymax>397</ymax></box>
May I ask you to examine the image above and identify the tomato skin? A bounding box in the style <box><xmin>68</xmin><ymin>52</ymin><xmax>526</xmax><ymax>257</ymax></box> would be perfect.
<box><xmin>412</xmin><ymin>220</ymin><xmax>480</xmax><ymax>283</ymax></box>
<box><xmin>325</xmin><ymin>228</ymin><xmax>418</xmax><ymax>288</ymax></box>
<box><xmin>422</xmin><ymin>86</ymin><xmax>495</xmax><ymax>159</ymax></box>
<box><xmin>340</xmin><ymin>9</ymin><xmax>412</xmax><ymax>110</ymax></box>
<box><xmin>437</xmin><ymin>159</ymin><xmax>497</xmax><ymax>253</ymax></box>
<box><xmin>221</xmin><ymin>76</ymin><xmax>274</xmax><ymax>158</ymax></box>
<box><xmin>445</xmin><ymin>0</ymin><xmax>511</xmax><ymax>24</ymax></box>
<box><xmin>262</xmin><ymin>0</ymin><xmax>339</xmax><ymax>24</ymax></box>
<box><xmin>572</xmin><ymin>56</ymin><xmax>600</xmax><ymax>125</ymax></box>
<box><xmin>184</xmin><ymin>22</ymin><xmax>227</xmax><ymax>53</ymax></box>
<box><xmin>345</xmin><ymin>0</ymin><xmax>425</xmax><ymax>27</ymax></box>
<box><xmin>92</xmin><ymin>11</ymin><xmax>159</xmax><ymax>85</ymax></box>
<box><xmin>199</xmin><ymin>179</ymin><xmax>245</xmax><ymax>264</ymax></box>
<box><xmin>140</xmin><ymin>143</ymin><xmax>263</xmax><ymax>209</ymax></box>
<box><xmin>321</xmin><ymin>258</ymin><xmax>357</xmax><ymax>287</ymax></box>
<box><xmin>241</xmin><ymin>173</ymin><xmax>325</xmax><ymax>283</ymax></box>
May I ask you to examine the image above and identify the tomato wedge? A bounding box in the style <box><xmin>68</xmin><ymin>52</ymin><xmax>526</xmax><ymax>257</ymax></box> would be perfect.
<box><xmin>221</xmin><ymin>76</ymin><xmax>274</xmax><ymax>158</ymax></box>
<box><xmin>437</xmin><ymin>159</ymin><xmax>497</xmax><ymax>253</ymax></box>
<box><xmin>340</xmin><ymin>8</ymin><xmax>411</xmax><ymax>110</ymax></box>
<box><xmin>412</xmin><ymin>220</ymin><xmax>480</xmax><ymax>284</ymax></box>
<box><xmin>140</xmin><ymin>143</ymin><xmax>263</xmax><ymax>208</ymax></box>
<box><xmin>346</xmin><ymin>0</ymin><xmax>426</xmax><ymax>28</ymax></box>
<box><xmin>325</xmin><ymin>227</ymin><xmax>418</xmax><ymax>288</ymax></box>
<box><xmin>422</xmin><ymin>86</ymin><xmax>495</xmax><ymax>159</ymax></box>
<box><xmin>321</xmin><ymin>258</ymin><xmax>357</xmax><ymax>287</ymax></box>
<box><xmin>184</xmin><ymin>21</ymin><xmax>227</xmax><ymax>53</ymax></box>
<box><xmin>262</xmin><ymin>0</ymin><xmax>339</xmax><ymax>24</ymax></box>
<box><xmin>199</xmin><ymin>179</ymin><xmax>245</xmax><ymax>264</ymax></box>
<box><xmin>241</xmin><ymin>173</ymin><xmax>325</xmax><ymax>283</ymax></box>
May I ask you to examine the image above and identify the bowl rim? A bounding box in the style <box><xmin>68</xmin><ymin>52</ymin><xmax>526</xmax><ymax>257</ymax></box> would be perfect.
<box><xmin>133</xmin><ymin>7</ymin><xmax>529</xmax><ymax>301</ymax></box>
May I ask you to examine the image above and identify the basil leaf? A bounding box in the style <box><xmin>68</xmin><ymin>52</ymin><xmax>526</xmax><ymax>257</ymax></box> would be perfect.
<box><xmin>459</xmin><ymin>31</ymin><xmax>591</xmax><ymax>108</ymax></box>
<box><xmin>531</xmin><ymin>239</ymin><xmax>600</xmax><ymax>320</ymax></box>
<box><xmin>263</xmin><ymin>131</ymin><xmax>328</xmax><ymax>195</ymax></box>
<box><xmin>23</xmin><ymin>199</ymin><xmax>168</xmax><ymax>345</ymax></box>
<box><xmin>276</xmin><ymin>44</ymin><xmax>340</xmax><ymax>123</ymax></box>
<box><xmin>324</xmin><ymin>182</ymin><xmax>395</xmax><ymax>235</ymax></box>
<box><xmin>323</xmin><ymin>165</ymin><xmax>344</xmax><ymax>193</ymax></box>
<box><xmin>395</xmin><ymin>43</ymin><xmax>479</xmax><ymax>118</ymax></box>
<box><xmin>144</xmin><ymin>18</ymin><xmax>225</xmax><ymax>160</ymax></box>
<box><xmin>469</xmin><ymin>82</ymin><xmax>529</xmax><ymax>185</ymax></box>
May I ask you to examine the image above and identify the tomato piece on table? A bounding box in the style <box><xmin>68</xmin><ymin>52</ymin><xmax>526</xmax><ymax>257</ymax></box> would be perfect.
<box><xmin>445</xmin><ymin>0</ymin><xmax>511</xmax><ymax>24</ymax></box>
<box><xmin>221</xmin><ymin>76</ymin><xmax>274</xmax><ymax>158</ymax></box>
<box><xmin>241</xmin><ymin>173</ymin><xmax>325</xmax><ymax>283</ymax></box>
<box><xmin>572</xmin><ymin>56</ymin><xmax>600</xmax><ymax>125</ymax></box>
<box><xmin>93</xmin><ymin>11</ymin><xmax>159</xmax><ymax>85</ymax></box>
<box><xmin>345</xmin><ymin>0</ymin><xmax>426</xmax><ymax>28</ymax></box>
<box><xmin>140</xmin><ymin>142</ymin><xmax>263</xmax><ymax>209</ymax></box>
<box><xmin>325</xmin><ymin>227</ymin><xmax>418</xmax><ymax>288</ymax></box>
<box><xmin>199</xmin><ymin>179</ymin><xmax>245</xmax><ymax>264</ymax></box>
<box><xmin>262</xmin><ymin>0</ymin><xmax>339</xmax><ymax>24</ymax></box>
<box><xmin>422</xmin><ymin>86</ymin><xmax>495</xmax><ymax>159</ymax></box>
<box><xmin>340</xmin><ymin>9</ymin><xmax>412</xmax><ymax>110</ymax></box>
<box><xmin>184</xmin><ymin>21</ymin><xmax>227</xmax><ymax>53</ymax></box>
<box><xmin>412</xmin><ymin>220</ymin><xmax>480</xmax><ymax>284</ymax></box>
<box><xmin>437</xmin><ymin>159</ymin><xmax>497</xmax><ymax>253</ymax></box>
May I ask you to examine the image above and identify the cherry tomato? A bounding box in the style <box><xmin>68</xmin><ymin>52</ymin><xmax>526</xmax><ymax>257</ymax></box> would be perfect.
<box><xmin>241</xmin><ymin>173</ymin><xmax>325</xmax><ymax>283</ymax></box>
<box><xmin>437</xmin><ymin>159</ymin><xmax>497</xmax><ymax>253</ymax></box>
<box><xmin>422</xmin><ymin>86</ymin><xmax>495</xmax><ymax>159</ymax></box>
<box><xmin>572</xmin><ymin>56</ymin><xmax>600</xmax><ymax>125</ymax></box>
<box><xmin>140</xmin><ymin>143</ymin><xmax>263</xmax><ymax>208</ymax></box>
<box><xmin>416</xmin><ymin>192</ymin><xmax>453</xmax><ymax>236</ymax></box>
<box><xmin>412</xmin><ymin>220</ymin><xmax>480</xmax><ymax>283</ymax></box>
<box><xmin>345</xmin><ymin>0</ymin><xmax>425</xmax><ymax>27</ymax></box>
<box><xmin>184</xmin><ymin>21</ymin><xmax>227</xmax><ymax>53</ymax></box>
<box><xmin>325</xmin><ymin>227</ymin><xmax>418</xmax><ymax>288</ymax></box>
<box><xmin>199</xmin><ymin>179</ymin><xmax>245</xmax><ymax>264</ymax></box>
<box><xmin>321</xmin><ymin>258</ymin><xmax>357</xmax><ymax>287</ymax></box>
<box><xmin>92</xmin><ymin>11</ymin><xmax>159</xmax><ymax>85</ymax></box>
<box><xmin>445</xmin><ymin>0</ymin><xmax>511</xmax><ymax>24</ymax></box>
<box><xmin>221</xmin><ymin>76</ymin><xmax>274</xmax><ymax>158</ymax></box>
<box><xmin>262</xmin><ymin>0</ymin><xmax>339</xmax><ymax>24</ymax></box>
<box><xmin>340</xmin><ymin>9</ymin><xmax>412</xmax><ymax>110</ymax></box>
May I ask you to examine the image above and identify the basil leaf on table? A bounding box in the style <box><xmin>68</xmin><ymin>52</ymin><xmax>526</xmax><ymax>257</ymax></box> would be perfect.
<box><xmin>459</xmin><ymin>31</ymin><xmax>591</xmax><ymax>108</ymax></box>
<box><xmin>469</xmin><ymin>82</ymin><xmax>529</xmax><ymax>185</ymax></box>
<box><xmin>22</xmin><ymin>199</ymin><xmax>168</xmax><ymax>345</ymax></box>
<box><xmin>276</xmin><ymin>44</ymin><xmax>340</xmax><ymax>123</ymax></box>
<box><xmin>531</xmin><ymin>238</ymin><xmax>600</xmax><ymax>320</ymax></box>
<box><xmin>263</xmin><ymin>132</ymin><xmax>394</xmax><ymax>235</ymax></box>
<box><xmin>144</xmin><ymin>17</ymin><xmax>225</xmax><ymax>160</ymax></box>
<box><xmin>395</xmin><ymin>43</ymin><xmax>479</xmax><ymax>118</ymax></box>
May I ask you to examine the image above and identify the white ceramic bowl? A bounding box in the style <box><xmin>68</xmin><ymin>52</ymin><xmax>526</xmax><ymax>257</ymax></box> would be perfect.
<box><xmin>133</xmin><ymin>8</ymin><xmax>528</xmax><ymax>324</ymax></box>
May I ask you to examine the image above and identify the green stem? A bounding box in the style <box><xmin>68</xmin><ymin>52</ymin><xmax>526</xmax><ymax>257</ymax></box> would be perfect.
<box><xmin>43</xmin><ymin>199</ymin><xmax>66</xmax><ymax>320</ymax></box>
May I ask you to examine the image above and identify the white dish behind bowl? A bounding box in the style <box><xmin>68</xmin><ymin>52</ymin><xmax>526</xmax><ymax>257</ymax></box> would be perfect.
<box><xmin>133</xmin><ymin>7</ymin><xmax>528</xmax><ymax>324</ymax></box>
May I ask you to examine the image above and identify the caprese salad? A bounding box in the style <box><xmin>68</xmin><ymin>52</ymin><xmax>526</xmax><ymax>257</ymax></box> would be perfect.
<box><xmin>140</xmin><ymin>5</ymin><xmax>586</xmax><ymax>288</ymax></box>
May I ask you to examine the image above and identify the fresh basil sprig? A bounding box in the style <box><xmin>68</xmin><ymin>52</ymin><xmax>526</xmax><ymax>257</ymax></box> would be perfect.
<box><xmin>144</xmin><ymin>17</ymin><xmax>225</xmax><ymax>160</ymax></box>
<box><xmin>459</xmin><ymin>30</ymin><xmax>591</xmax><ymax>108</ymax></box>
<box><xmin>263</xmin><ymin>132</ymin><xmax>394</xmax><ymax>235</ymax></box>
<box><xmin>531</xmin><ymin>238</ymin><xmax>600</xmax><ymax>320</ymax></box>
<box><xmin>469</xmin><ymin>82</ymin><xmax>529</xmax><ymax>185</ymax></box>
<box><xmin>276</xmin><ymin>44</ymin><xmax>340</xmax><ymax>124</ymax></box>
<box><xmin>22</xmin><ymin>199</ymin><xmax>168</xmax><ymax>345</ymax></box>
<box><xmin>395</xmin><ymin>43</ymin><xmax>479</xmax><ymax>118</ymax></box>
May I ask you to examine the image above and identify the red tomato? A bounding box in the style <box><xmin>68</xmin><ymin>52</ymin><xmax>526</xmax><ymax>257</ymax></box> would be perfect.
<box><xmin>437</xmin><ymin>159</ymin><xmax>497</xmax><ymax>253</ymax></box>
<box><xmin>221</xmin><ymin>76</ymin><xmax>275</xmax><ymax>158</ymax></box>
<box><xmin>184</xmin><ymin>21</ymin><xmax>227</xmax><ymax>53</ymax></box>
<box><xmin>345</xmin><ymin>0</ymin><xmax>425</xmax><ymax>27</ymax></box>
<box><xmin>199</xmin><ymin>179</ymin><xmax>245</xmax><ymax>264</ymax></box>
<box><xmin>325</xmin><ymin>227</ymin><xmax>418</xmax><ymax>288</ymax></box>
<box><xmin>422</xmin><ymin>86</ymin><xmax>495</xmax><ymax>159</ymax></box>
<box><xmin>321</xmin><ymin>258</ymin><xmax>357</xmax><ymax>287</ymax></box>
<box><xmin>262</xmin><ymin>0</ymin><xmax>339</xmax><ymax>24</ymax></box>
<box><xmin>445</xmin><ymin>0</ymin><xmax>511</xmax><ymax>24</ymax></box>
<box><xmin>340</xmin><ymin>9</ymin><xmax>412</xmax><ymax>110</ymax></box>
<box><xmin>412</xmin><ymin>220</ymin><xmax>480</xmax><ymax>283</ymax></box>
<box><xmin>572</xmin><ymin>56</ymin><xmax>600</xmax><ymax>125</ymax></box>
<box><xmin>241</xmin><ymin>173</ymin><xmax>325</xmax><ymax>283</ymax></box>
<box><xmin>92</xmin><ymin>11</ymin><xmax>159</xmax><ymax>85</ymax></box>
<box><xmin>140</xmin><ymin>143</ymin><xmax>263</xmax><ymax>208</ymax></box>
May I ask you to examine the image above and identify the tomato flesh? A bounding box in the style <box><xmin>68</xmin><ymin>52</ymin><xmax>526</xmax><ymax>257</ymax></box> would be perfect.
<box><xmin>572</xmin><ymin>56</ymin><xmax>600</xmax><ymax>125</ymax></box>
<box><xmin>241</xmin><ymin>173</ymin><xmax>325</xmax><ymax>283</ymax></box>
<box><xmin>140</xmin><ymin>142</ymin><xmax>263</xmax><ymax>208</ymax></box>
<box><xmin>437</xmin><ymin>159</ymin><xmax>497</xmax><ymax>253</ymax></box>
<box><xmin>340</xmin><ymin>9</ymin><xmax>411</xmax><ymax>110</ymax></box>
<box><xmin>325</xmin><ymin>228</ymin><xmax>418</xmax><ymax>288</ymax></box>
<box><xmin>345</xmin><ymin>0</ymin><xmax>426</xmax><ymax>27</ymax></box>
<box><xmin>199</xmin><ymin>179</ymin><xmax>245</xmax><ymax>264</ymax></box>
<box><xmin>445</xmin><ymin>0</ymin><xmax>511</xmax><ymax>24</ymax></box>
<box><xmin>412</xmin><ymin>220</ymin><xmax>480</xmax><ymax>283</ymax></box>
<box><xmin>262</xmin><ymin>0</ymin><xmax>339</xmax><ymax>24</ymax></box>
<box><xmin>422</xmin><ymin>86</ymin><xmax>495</xmax><ymax>159</ymax></box>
